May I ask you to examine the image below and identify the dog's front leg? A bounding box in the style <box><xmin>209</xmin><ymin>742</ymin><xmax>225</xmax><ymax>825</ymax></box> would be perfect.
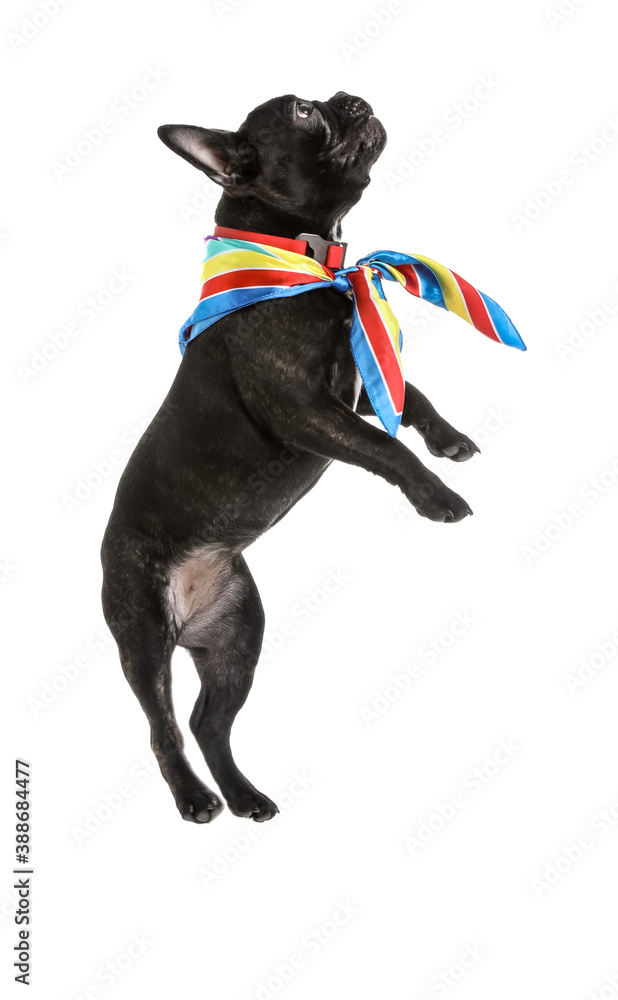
<box><xmin>280</xmin><ymin>393</ymin><xmax>472</xmax><ymax>522</ymax></box>
<box><xmin>357</xmin><ymin>383</ymin><xmax>480</xmax><ymax>464</ymax></box>
<box><xmin>401</xmin><ymin>383</ymin><xmax>480</xmax><ymax>462</ymax></box>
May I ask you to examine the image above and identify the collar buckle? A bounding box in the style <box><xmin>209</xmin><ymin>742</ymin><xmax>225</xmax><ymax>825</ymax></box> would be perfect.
<box><xmin>296</xmin><ymin>232</ymin><xmax>347</xmax><ymax>268</ymax></box>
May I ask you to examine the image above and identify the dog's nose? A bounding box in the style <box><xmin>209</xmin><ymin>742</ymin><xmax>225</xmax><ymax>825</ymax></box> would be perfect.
<box><xmin>328</xmin><ymin>92</ymin><xmax>374</xmax><ymax>119</ymax></box>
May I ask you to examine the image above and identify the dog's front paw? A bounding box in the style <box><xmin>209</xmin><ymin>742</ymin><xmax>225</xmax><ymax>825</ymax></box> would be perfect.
<box><xmin>406</xmin><ymin>474</ymin><xmax>473</xmax><ymax>523</ymax></box>
<box><xmin>177</xmin><ymin>786</ymin><xmax>224</xmax><ymax>823</ymax></box>
<box><xmin>226</xmin><ymin>787</ymin><xmax>280</xmax><ymax>823</ymax></box>
<box><xmin>424</xmin><ymin>424</ymin><xmax>480</xmax><ymax>463</ymax></box>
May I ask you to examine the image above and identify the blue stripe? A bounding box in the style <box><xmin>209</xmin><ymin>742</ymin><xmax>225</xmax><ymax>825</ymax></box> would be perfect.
<box><xmin>203</xmin><ymin>237</ymin><xmax>283</xmax><ymax>262</ymax></box>
<box><xmin>348</xmin><ymin>309</ymin><xmax>401</xmax><ymax>438</ymax></box>
<box><xmin>480</xmin><ymin>292</ymin><xmax>527</xmax><ymax>351</ymax></box>
<box><xmin>179</xmin><ymin>280</ymin><xmax>328</xmax><ymax>353</ymax></box>
<box><xmin>409</xmin><ymin>259</ymin><xmax>447</xmax><ymax>310</ymax></box>
<box><xmin>357</xmin><ymin>251</ymin><xmax>447</xmax><ymax>310</ymax></box>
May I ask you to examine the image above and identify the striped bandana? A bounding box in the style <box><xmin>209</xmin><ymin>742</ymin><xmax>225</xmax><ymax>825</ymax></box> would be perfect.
<box><xmin>179</xmin><ymin>232</ymin><xmax>526</xmax><ymax>438</ymax></box>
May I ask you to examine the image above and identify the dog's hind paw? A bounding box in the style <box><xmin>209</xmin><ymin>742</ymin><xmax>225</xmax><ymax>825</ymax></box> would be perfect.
<box><xmin>226</xmin><ymin>788</ymin><xmax>279</xmax><ymax>823</ymax></box>
<box><xmin>178</xmin><ymin>787</ymin><xmax>224</xmax><ymax>823</ymax></box>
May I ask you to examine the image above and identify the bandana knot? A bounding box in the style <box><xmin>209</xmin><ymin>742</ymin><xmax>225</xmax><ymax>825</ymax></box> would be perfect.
<box><xmin>179</xmin><ymin>234</ymin><xmax>526</xmax><ymax>437</ymax></box>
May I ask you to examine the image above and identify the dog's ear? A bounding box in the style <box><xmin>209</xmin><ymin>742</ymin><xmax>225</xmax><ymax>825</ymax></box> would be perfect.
<box><xmin>157</xmin><ymin>125</ymin><xmax>258</xmax><ymax>188</ymax></box>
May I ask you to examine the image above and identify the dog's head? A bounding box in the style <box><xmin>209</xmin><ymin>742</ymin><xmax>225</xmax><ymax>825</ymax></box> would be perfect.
<box><xmin>158</xmin><ymin>92</ymin><xmax>386</xmax><ymax>236</ymax></box>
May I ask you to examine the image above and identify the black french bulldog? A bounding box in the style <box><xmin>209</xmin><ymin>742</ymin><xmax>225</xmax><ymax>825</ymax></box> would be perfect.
<box><xmin>101</xmin><ymin>92</ymin><xmax>478</xmax><ymax>825</ymax></box>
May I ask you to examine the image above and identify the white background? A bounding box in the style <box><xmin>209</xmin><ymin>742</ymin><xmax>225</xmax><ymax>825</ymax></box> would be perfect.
<box><xmin>3</xmin><ymin>0</ymin><xmax>618</xmax><ymax>997</ymax></box>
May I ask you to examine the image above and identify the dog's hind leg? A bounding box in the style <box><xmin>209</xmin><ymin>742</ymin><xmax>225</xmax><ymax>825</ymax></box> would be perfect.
<box><xmin>175</xmin><ymin>549</ymin><xmax>278</xmax><ymax>822</ymax></box>
<box><xmin>101</xmin><ymin>549</ymin><xmax>224</xmax><ymax>823</ymax></box>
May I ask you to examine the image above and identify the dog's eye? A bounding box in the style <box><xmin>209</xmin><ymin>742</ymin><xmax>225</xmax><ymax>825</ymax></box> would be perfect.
<box><xmin>296</xmin><ymin>102</ymin><xmax>313</xmax><ymax>119</ymax></box>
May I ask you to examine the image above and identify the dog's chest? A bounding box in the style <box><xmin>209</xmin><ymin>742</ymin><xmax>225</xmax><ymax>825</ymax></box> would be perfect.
<box><xmin>327</xmin><ymin>356</ymin><xmax>362</xmax><ymax>411</ymax></box>
<box><xmin>309</xmin><ymin>293</ymin><xmax>362</xmax><ymax>410</ymax></box>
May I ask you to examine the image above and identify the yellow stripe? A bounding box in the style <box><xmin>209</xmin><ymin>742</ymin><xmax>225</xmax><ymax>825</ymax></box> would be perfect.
<box><xmin>413</xmin><ymin>254</ymin><xmax>471</xmax><ymax>325</ymax></box>
<box><xmin>264</xmin><ymin>246</ymin><xmax>331</xmax><ymax>277</ymax></box>
<box><xmin>365</xmin><ymin>266</ymin><xmax>401</xmax><ymax>359</ymax></box>
<box><xmin>382</xmin><ymin>263</ymin><xmax>407</xmax><ymax>288</ymax></box>
<box><xmin>200</xmin><ymin>247</ymin><xmax>329</xmax><ymax>284</ymax></box>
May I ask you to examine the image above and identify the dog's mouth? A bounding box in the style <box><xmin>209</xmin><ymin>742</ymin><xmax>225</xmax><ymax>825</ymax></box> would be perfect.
<box><xmin>337</xmin><ymin>114</ymin><xmax>386</xmax><ymax>164</ymax></box>
<box><xmin>359</xmin><ymin>113</ymin><xmax>386</xmax><ymax>144</ymax></box>
<box><xmin>320</xmin><ymin>93</ymin><xmax>387</xmax><ymax>165</ymax></box>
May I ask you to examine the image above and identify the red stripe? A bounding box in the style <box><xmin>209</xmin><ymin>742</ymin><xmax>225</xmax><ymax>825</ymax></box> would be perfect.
<box><xmin>349</xmin><ymin>270</ymin><xmax>404</xmax><ymax>412</ymax></box>
<box><xmin>397</xmin><ymin>264</ymin><xmax>420</xmax><ymax>297</ymax></box>
<box><xmin>450</xmin><ymin>270</ymin><xmax>500</xmax><ymax>343</ymax></box>
<box><xmin>198</xmin><ymin>268</ymin><xmax>323</xmax><ymax>300</ymax></box>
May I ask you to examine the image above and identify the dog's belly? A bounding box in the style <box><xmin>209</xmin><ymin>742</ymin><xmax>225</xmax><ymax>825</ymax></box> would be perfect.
<box><xmin>167</xmin><ymin>544</ymin><xmax>240</xmax><ymax>644</ymax></box>
<box><xmin>106</xmin><ymin>294</ymin><xmax>362</xmax><ymax>560</ymax></box>
<box><xmin>107</xmin><ymin>405</ymin><xmax>336</xmax><ymax>561</ymax></box>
